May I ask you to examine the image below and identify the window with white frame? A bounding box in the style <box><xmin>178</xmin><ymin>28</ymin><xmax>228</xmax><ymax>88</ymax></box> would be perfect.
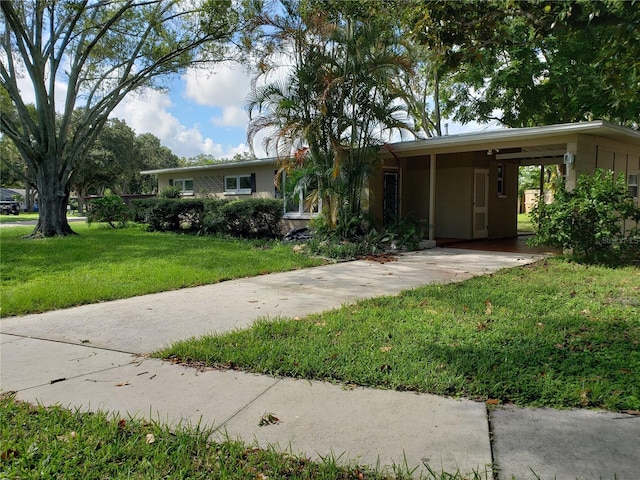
<box><xmin>224</xmin><ymin>174</ymin><xmax>253</xmax><ymax>194</ymax></box>
<box><xmin>497</xmin><ymin>163</ymin><xmax>506</xmax><ymax>196</ymax></box>
<box><xmin>628</xmin><ymin>173</ymin><xmax>639</xmax><ymax>199</ymax></box>
<box><xmin>170</xmin><ymin>178</ymin><xmax>194</xmax><ymax>194</ymax></box>
<box><xmin>280</xmin><ymin>170</ymin><xmax>320</xmax><ymax>217</ymax></box>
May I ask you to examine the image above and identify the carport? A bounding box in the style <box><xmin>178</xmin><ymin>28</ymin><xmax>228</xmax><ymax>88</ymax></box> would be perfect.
<box><xmin>373</xmin><ymin>120</ymin><xmax>640</xmax><ymax>242</ymax></box>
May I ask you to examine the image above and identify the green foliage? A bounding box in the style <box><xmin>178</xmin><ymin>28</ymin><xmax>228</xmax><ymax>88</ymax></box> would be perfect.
<box><xmin>306</xmin><ymin>214</ymin><xmax>424</xmax><ymax>260</ymax></box>
<box><xmin>132</xmin><ymin>198</ymin><xmax>284</xmax><ymax>239</ymax></box>
<box><xmin>529</xmin><ymin>169</ymin><xmax>640</xmax><ymax>263</ymax></box>
<box><xmin>131</xmin><ymin>198</ymin><xmax>206</xmax><ymax>232</ymax></box>
<box><xmin>205</xmin><ymin>198</ymin><xmax>284</xmax><ymax>239</ymax></box>
<box><xmin>86</xmin><ymin>195</ymin><xmax>129</xmax><ymax>228</ymax></box>
<box><xmin>161</xmin><ymin>258</ymin><xmax>640</xmax><ymax>411</ymax></box>
<box><xmin>158</xmin><ymin>185</ymin><xmax>183</xmax><ymax>198</ymax></box>
<box><xmin>406</xmin><ymin>0</ymin><xmax>640</xmax><ymax>128</ymax></box>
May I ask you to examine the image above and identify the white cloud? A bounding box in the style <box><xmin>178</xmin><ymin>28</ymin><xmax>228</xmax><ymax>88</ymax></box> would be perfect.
<box><xmin>183</xmin><ymin>64</ymin><xmax>252</xmax><ymax>127</ymax></box>
<box><xmin>211</xmin><ymin>105</ymin><xmax>248</xmax><ymax>127</ymax></box>
<box><xmin>112</xmin><ymin>88</ymin><xmax>250</xmax><ymax>159</ymax></box>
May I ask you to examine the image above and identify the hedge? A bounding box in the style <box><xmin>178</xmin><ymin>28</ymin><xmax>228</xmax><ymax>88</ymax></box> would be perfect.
<box><xmin>131</xmin><ymin>198</ymin><xmax>284</xmax><ymax>239</ymax></box>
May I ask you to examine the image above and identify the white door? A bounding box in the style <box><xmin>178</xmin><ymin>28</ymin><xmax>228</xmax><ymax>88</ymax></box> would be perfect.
<box><xmin>473</xmin><ymin>169</ymin><xmax>489</xmax><ymax>238</ymax></box>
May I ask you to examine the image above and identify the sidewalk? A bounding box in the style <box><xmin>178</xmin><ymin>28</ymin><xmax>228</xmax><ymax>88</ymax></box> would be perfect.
<box><xmin>1</xmin><ymin>248</ymin><xmax>638</xmax><ymax>479</ymax></box>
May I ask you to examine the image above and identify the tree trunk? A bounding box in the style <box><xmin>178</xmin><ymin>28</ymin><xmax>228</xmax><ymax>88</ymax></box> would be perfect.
<box><xmin>77</xmin><ymin>188</ymin><xmax>87</xmax><ymax>215</ymax></box>
<box><xmin>29</xmin><ymin>161</ymin><xmax>75</xmax><ymax>237</ymax></box>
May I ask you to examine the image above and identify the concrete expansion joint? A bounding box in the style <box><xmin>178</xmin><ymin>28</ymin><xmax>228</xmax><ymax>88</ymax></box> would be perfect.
<box><xmin>213</xmin><ymin>377</ymin><xmax>282</xmax><ymax>434</ymax></box>
<box><xmin>485</xmin><ymin>405</ymin><xmax>499</xmax><ymax>480</ymax></box>
<box><xmin>3</xmin><ymin>332</ymin><xmax>138</xmax><ymax>355</ymax></box>
<box><xmin>9</xmin><ymin>362</ymin><xmax>131</xmax><ymax>394</ymax></box>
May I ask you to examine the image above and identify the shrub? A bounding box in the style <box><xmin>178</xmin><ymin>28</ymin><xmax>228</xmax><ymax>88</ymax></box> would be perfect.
<box><xmin>132</xmin><ymin>197</ymin><xmax>283</xmax><ymax>239</ymax></box>
<box><xmin>87</xmin><ymin>195</ymin><xmax>129</xmax><ymax>228</ymax></box>
<box><xmin>159</xmin><ymin>185</ymin><xmax>183</xmax><ymax>198</ymax></box>
<box><xmin>306</xmin><ymin>214</ymin><xmax>425</xmax><ymax>260</ymax></box>
<box><xmin>131</xmin><ymin>198</ymin><xmax>205</xmax><ymax>232</ymax></box>
<box><xmin>214</xmin><ymin>199</ymin><xmax>284</xmax><ymax>238</ymax></box>
<box><xmin>529</xmin><ymin>169</ymin><xmax>640</xmax><ymax>263</ymax></box>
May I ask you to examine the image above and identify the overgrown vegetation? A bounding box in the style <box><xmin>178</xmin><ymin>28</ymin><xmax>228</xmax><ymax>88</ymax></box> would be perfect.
<box><xmin>0</xmin><ymin>224</ymin><xmax>323</xmax><ymax>317</ymax></box>
<box><xmin>304</xmin><ymin>214</ymin><xmax>425</xmax><ymax>260</ymax></box>
<box><xmin>159</xmin><ymin>258</ymin><xmax>640</xmax><ymax>412</ymax></box>
<box><xmin>529</xmin><ymin>169</ymin><xmax>640</xmax><ymax>264</ymax></box>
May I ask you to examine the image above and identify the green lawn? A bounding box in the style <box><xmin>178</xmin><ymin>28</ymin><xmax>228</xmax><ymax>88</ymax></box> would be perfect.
<box><xmin>0</xmin><ymin>212</ymin><xmax>39</xmax><ymax>223</ymax></box>
<box><xmin>0</xmin><ymin>224</ymin><xmax>324</xmax><ymax>317</ymax></box>
<box><xmin>517</xmin><ymin>212</ymin><xmax>535</xmax><ymax>232</ymax></box>
<box><xmin>159</xmin><ymin>258</ymin><xmax>640</xmax><ymax>411</ymax></box>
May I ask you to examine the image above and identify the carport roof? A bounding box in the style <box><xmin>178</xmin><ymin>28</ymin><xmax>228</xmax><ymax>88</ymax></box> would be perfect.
<box><xmin>384</xmin><ymin>120</ymin><xmax>640</xmax><ymax>157</ymax></box>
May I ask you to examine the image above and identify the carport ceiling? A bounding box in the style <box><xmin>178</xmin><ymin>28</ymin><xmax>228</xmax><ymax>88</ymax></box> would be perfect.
<box><xmin>496</xmin><ymin>143</ymin><xmax>566</xmax><ymax>166</ymax></box>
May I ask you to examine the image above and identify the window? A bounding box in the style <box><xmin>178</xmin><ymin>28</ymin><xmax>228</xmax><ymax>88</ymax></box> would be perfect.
<box><xmin>224</xmin><ymin>174</ymin><xmax>254</xmax><ymax>195</ymax></box>
<box><xmin>280</xmin><ymin>171</ymin><xmax>320</xmax><ymax>218</ymax></box>
<box><xmin>629</xmin><ymin>174</ymin><xmax>639</xmax><ymax>199</ymax></box>
<box><xmin>170</xmin><ymin>178</ymin><xmax>194</xmax><ymax>194</ymax></box>
<box><xmin>497</xmin><ymin>163</ymin><xmax>506</xmax><ymax>196</ymax></box>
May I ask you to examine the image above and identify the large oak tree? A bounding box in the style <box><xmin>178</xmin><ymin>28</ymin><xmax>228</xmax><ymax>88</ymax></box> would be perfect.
<box><xmin>1</xmin><ymin>0</ymin><xmax>242</xmax><ymax>236</ymax></box>
<box><xmin>405</xmin><ymin>0</ymin><xmax>640</xmax><ymax>129</ymax></box>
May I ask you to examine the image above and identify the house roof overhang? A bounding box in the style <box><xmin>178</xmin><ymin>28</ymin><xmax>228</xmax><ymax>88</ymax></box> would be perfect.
<box><xmin>382</xmin><ymin>121</ymin><xmax>640</xmax><ymax>158</ymax></box>
<box><xmin>141</xmin><ymin>121</ymin><xmax>640</xmax><ymax>176</ymax></box>
<box><xmin>141</xmin><ymin>157</ymin><xmax>277</xmax><ymax>176</ymax></box>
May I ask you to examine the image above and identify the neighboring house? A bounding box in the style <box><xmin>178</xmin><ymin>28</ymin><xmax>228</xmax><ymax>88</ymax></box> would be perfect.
<box><xmin>0</xmin><ymin>187</ymin><xmax>27</xmax><ymax>211</ymax></box>
<box><xmin>140</xmin><ymin>157</ymin><xmax>317</xmax><ymax>232</ymax></box>
<box><xmin>142</xmin><ymin>121</ymin><xmax>640</xmax><ymax>240</ymax></box>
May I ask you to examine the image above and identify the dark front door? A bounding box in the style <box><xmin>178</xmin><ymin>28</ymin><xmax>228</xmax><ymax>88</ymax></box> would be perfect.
<box><xmin>383</xmin><ymin>171</ymin><xmax>399</xmax><ymax>226</ymax></box>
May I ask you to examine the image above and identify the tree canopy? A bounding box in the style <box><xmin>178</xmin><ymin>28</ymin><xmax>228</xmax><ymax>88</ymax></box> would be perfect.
<box><xmin>405</xmin><ymin>0</ymin><xmax>640</xmax><ymax>128</ymax></box>
<box><xmin>1</xmin><ymin>0</ymin><xmax>242</xmax><ymax>236</ymax></box>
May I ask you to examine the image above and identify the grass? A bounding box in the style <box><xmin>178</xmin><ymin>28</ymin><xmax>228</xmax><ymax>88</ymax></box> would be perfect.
<box><xmin>0</xmin><ymin>223</ymin><xmax>324</xmax><ymax>317</ymax></box>
<box><xmin>0</xmin><ymin>393</ymin><xmax>490</xmax><ymax>480</ymax></box>
<box><xmin>517</xmin><ymin>213</ymin><xmax>535</xmax><ymax>233</ymax></box>
<box><xmin>159</xmin><ymin>258</ymin><xmax>640</xmax><ymax>412</ymax></box>
<box><xmin>0</xmin><ymin>212</ymin><xmax>40</xmax><ymax>223</ymax></box>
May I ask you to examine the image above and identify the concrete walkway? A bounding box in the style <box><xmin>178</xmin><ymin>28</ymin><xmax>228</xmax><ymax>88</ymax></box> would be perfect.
<box><xmin>1</xmin><ymin>248</ymin><xmax>638</xmax><ymax>479</ymax></box>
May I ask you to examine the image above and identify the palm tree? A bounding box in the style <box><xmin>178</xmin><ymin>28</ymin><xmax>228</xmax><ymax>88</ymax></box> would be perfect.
<box><xmin>247</xmin><ymin>1</ymin><xmax>414</xmax><ymax>238</ymax></box>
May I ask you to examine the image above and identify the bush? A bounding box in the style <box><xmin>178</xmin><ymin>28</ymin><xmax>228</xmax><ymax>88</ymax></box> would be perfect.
<box><xmin>159</xmin><ymin>185</ymin><xmax>183</xmax><ymax>198</ymax></box>
<box><xmin>87</xmin><ymin>195</ymin><xmax>129</xmax><ymax>228</ymax></box>
<box><xmin>529</xmin><ymin>169</ymin><xmax>640</xmax><ymax>263</ymax></box>
<box><xmin>131</xmin><ymin>198</ymin><xmax>205</xmax><ymax>232</ymax></box>
<box><xmin>212</xmin><ymin>199</ymin><xmax>284</xmax><ymax>238</ymax></box>
<box><xmin>132</xmin><ymin>197</ymin><xmax>284</xmax><ymax>239</ymax></box>
<box><xmin>305</xmin><ymin>214</ymin><xmax>425</xmax><ymax>260</ymax></box>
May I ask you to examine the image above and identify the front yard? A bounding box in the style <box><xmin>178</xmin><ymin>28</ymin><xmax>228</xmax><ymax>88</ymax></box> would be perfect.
<box><xmin>160</xmin><ymin>258</ymin><xmax>640</xmax><ymax>412</ymax></box>
<box><xmin>2</xmin><ymin>222</ymin><xmax>638</xmax><ymax>411</ymax></box>
<box><xmin>0</xmin><ymin>224</ymin><xmax>324</xmax><ymax>317</ymax></box>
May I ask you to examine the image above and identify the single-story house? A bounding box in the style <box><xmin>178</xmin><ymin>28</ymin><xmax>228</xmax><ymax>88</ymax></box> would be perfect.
<box><xmin>141</xmin><ymin>120</ymin><xmax>640</xmax><ymax>239</ymax></box>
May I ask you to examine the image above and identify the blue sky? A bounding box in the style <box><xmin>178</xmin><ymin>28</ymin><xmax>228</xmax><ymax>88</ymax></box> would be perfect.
<box><xmin>110</xmin><ymin>62</ymin><xmax>493</xmax><ymax>161</ymax></box>
<box><xmin>16</xmin><ymin>57</ymin><xmax>492</xmax><ymax>161</ymax></box>
<box><xmin>112</xmin><ymin>62</ymin><xmax>257</xmax><ymax>160</ymax></box>
<box><xmin>13</xmin><ymin>58</ymin><xmax>484</xmax><ymax>159</ymax></box>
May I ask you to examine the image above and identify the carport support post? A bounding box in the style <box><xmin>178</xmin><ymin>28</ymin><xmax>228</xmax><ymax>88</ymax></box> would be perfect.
<box><xmin>429</xmin><ymin>153</ymin><xmax>436</xmax><ymax>241</ymax></box>
<box><xmin>539</xmin><ymin>164</ymin><xmax>545</xmax><ymax>196</ymax></box>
